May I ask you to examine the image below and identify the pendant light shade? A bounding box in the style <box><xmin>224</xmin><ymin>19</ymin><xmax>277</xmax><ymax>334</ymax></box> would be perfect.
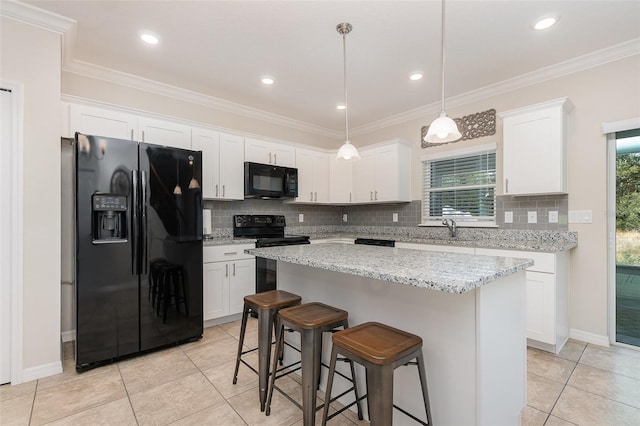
<box><xmin>173</xmin><ymin>159</ymin><xmax>182</xmax><ymax>195</ymax></box>
<box><xmin>424</xmin><ymin>0</ymin><xmax>461</xmax><ymax>144</ymax></box>
<box><xmin>336</xmin><ymin>22</ymin><xmax>360</xmax><ymax>161</ymax></box>
<box><xmin>187</xmin><ymin>155</ymin><xmax>200</xmax><ymax>189</ymax></box>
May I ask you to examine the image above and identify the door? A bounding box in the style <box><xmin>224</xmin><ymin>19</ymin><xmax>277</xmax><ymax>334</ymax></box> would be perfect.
<box><xmin>75</xmin><ymin>135</ymin><xmax>139</xmax><ymax>369</ymax></box>
<box><xmin>613</xmin><ymin>129</ymin><xmax>640</xmax><ymax>347</ymax></box>
<box><xmin>203</xmin><ymin>262</ymin><xmax>227</xmax><ymax>320</ymax></box>
<box><xmin>139</xmin><ymin>144</ymin><xmax>203</xmax><ymax>351</ymax></box>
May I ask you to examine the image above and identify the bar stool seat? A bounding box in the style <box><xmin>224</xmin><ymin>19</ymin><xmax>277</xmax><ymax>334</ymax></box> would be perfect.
<box><xmin>232</xmin><ymin>290</ymin><xmax>302</xmax><ymax>412</ymax></box>
<box><xmin>322</xmin><ymin>322</ymin><xmax>432</xmax><ymax>426</ymax></box>
<box><xmin>266</xmin><ymin>302</ymin><xmax>363</xmax><ymax>426</ymax></box>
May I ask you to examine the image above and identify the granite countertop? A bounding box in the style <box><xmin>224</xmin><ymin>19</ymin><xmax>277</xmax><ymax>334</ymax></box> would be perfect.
<box><xmin>203</xmin><ymin>237</ymin><xmax>256</xmax><ymax>246</ymax></box>
<box><xmin>246</xmin><ymin>243</ymin><xmax>533</xmax><ymax>294</ymax></box>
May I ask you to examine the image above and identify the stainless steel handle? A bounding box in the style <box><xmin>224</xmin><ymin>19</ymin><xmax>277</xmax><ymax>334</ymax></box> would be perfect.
<box><xmin>375</xmin><ymin>190</ymin><xmax>378</xmax><ymax>201</ymax></box>
<box><xmin>274</xmin><ymin>153</ymin><xmax>277</xmax><ymax>164</ymax></box>
<box><xmin>505</xmin><ymin>178</ymin><xmax>509</xmax><ymax>194</ymax></box>
<box><xmin>310</xmin><ymin>192</ymin><xmax>313</xmax><ymax>201</ymax></box>
<box><xmin>269</xmin><ymin>152</ymin><xmax>272</xmax><ymax>164</ymax></box>
<box><xmin>130</xmin><ymin>129</ymin><xmax>134</xmax><ymax>141</ymax></box>
<box><xmin>224</xmin><ymin>252</ymin><xmax>238</xmax><ymax>255</ymax></box>
<box><xmin>233</xmin><ymin>263</ymin><xmax>236</xmax><ymax>276</ymax></box>
<box><xmin>131</xmin><ymin>170</ymin><xmax>139</xmax><ymax>275</ymax></box>
<box><xmin>142</xmin><ymin>130</ymin><xmax>145</xmax><ymax>142</ymax></box>
<box><xmin>314</xmin><ymin>192</ymin><xmax>317</xmax><ymax>201</ymax></box>
<box><xmin>370</xmin><ymin>191</ymin><xmax>373</xmax><ymax>201</ymax></box>
<box><xmin>215</xmin><ymin>184</ymin><xmax>219</xmax><ymax>197</ymax></box>
<box><xmin>140</xmin><ymin>171</ymin><xmax>148</xmax><ymax>275</ymax></box>
<box><xmin>222</xmin><ymin>185</ymin><xmax>225</xmax><ymax>197</ymax></box>
<box><xmin>225</xmin><ymin>264</ymin><xmax>228</xmax><ymax>277</ymax></box>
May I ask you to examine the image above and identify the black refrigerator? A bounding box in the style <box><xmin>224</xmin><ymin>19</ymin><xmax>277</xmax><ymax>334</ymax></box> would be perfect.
<box><xmin>75</xmin><ymin>133</ymin><xmax>203</xmax><ymax>372</ymax></box>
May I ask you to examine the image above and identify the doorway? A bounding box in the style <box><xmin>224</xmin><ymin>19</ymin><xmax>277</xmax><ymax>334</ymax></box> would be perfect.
<box><xmin>613</xmin><ymin>129</ymin><xmax>640</xmax><ymax>347</ymax></box>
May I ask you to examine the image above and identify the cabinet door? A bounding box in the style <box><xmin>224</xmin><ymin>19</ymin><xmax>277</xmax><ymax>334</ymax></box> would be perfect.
<box><xmin>244</xmin><ymin>138</ymin><xmax>272</xmax><ymax>164</ymax></box>
<box><xmin>353</xmin><ymin>150</ymin><xmax>375</xmax><ymax>202</ymax></box>
<box><xmin>330</xmin><ymin>157</ymin><xmax>353</xmax><ymax>204</ymax></box>
<box><xmin>374</xmin><ymin>145</ymin><xmax>399</xmax><ymax>202</ymax></box>
<box><xmin>70</xmin><ymin>104</ymin><xmax>137</xmax><ymax>140</ymax></box>
<box><xmin>295</xmin><ymin>149</ymin><xmax>315</xmax><ymax>202</ymax></box>
<box><xmin>139</xmin><ymin>117</ymin><xmax>191</xmax><ymax>150</ymax></box>
<box><xmin>219</xmin><ymin>133</ymin><xmax>245</xmax><ymax>200</ymax></box>
<box><xmin>312</xmin><ymin>153</ymin><xmax>330</xmax><ymax>203</ymax></box>
<box><xmin>526</xmin><ymin>271</ymin><xmax>555</xmax><ymax>344</ymax></box>
<box><xmin>191</xmin><ymin>128</ymin><xmax>220</xmax><ymax>199</ymax></box>
<box><xmin>271</xmin><ymin>144</ymin><xmax>296</xmax><ymax>168</ymax></box>
<box><xmin>229</xmin><ymin>259</ymin><xmax>256</xmax><ymax>315</ymax></box>
<box><xmin>203</xmin><ymin>262</ymin><xmax>228</xmax><ymax>320</ymax></box>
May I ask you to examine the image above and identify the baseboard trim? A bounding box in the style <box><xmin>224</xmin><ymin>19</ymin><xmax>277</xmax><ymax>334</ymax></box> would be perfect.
<box><xmin>22</xmin><ymin>361</ymin><xmax>63</xmax><ymax>382</ymax></box>
<box><xmin>61</xmin><ymin>330</ymin><xmax>76</xmax><ymax>342</ymax></box>
<box><xmin>569</xmin><ymin>328</ymin><xmax>610</xmax><ymax>347</ymax></box>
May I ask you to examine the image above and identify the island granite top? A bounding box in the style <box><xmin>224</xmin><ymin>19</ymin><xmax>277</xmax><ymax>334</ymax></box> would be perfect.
<box><xmin>246</xmin><ymin>243</ymin><xmax>534</xmax><ymax>294</ymax></box>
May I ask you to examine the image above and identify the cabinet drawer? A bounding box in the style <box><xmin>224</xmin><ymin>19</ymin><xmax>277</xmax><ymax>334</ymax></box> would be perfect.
<box><xmin>204</xmin><ymin>244</ymin><xmax>255</xmax><ymax>263</ymax></box>
<box><xmin>475</xmin><ymin>248</ymin><xmax>555</xmax><ymax>274</ymax></box>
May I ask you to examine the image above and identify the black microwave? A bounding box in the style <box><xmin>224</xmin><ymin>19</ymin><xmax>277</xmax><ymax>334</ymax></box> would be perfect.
<box><xmin>244</xmin><ymin>162</ymin><xmax>298</xmax><ymax>199</ymax></box>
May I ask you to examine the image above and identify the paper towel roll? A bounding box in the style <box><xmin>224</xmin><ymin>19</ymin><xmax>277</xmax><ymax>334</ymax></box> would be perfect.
<box><xmin>203</xmin><ymin>209</ymin><xmax>212</xmax><ymax>235</ymax></box>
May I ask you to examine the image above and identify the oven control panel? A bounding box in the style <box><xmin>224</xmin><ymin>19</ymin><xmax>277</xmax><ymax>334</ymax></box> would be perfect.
<box><xmin>234</xmin><ymin>214</ymin><xmax>286</xmax><ymax>228</ymax></box>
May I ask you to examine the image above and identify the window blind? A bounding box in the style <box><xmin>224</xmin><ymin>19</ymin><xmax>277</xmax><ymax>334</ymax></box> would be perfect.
<box><xmin>422</xmin><ymin>149</ymin><xmax>496</xmax><ymax>222</ymax></box>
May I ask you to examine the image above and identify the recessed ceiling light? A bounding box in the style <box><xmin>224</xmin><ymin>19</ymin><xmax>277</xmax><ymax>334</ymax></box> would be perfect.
<box><xmin>533</xmin><ymin>17</ymin><xmax>557</xmax><ymax>31</ymax></box>
<box><xmin>261</xmin><ymin>77</ymin><xmax>274</xmax><ymax>85</ymax></box>
<box><xmin>140</xmin><ymin>32</ymin><xmax>159</xmax><ymax>45</ymax></box>
<box><xmin>336</xmin><ymin>104</ymin><xmax>346</xmax><ymax>110</ymax></box>
<box><xmin>409</xmin><ymin>72</ymin><xmax>424</xmax><ymax>81</ymax></box>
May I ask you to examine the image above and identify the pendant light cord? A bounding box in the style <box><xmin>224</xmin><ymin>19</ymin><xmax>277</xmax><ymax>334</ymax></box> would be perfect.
<box><xmin>343</xmin><ymin>31</ymin><xmax>349</xmax><ymax>142</ymax></box>
<box><xmin>440</xmin><ymin>0</ymin><xmax>446</xmax><ymax>114</ymax></box>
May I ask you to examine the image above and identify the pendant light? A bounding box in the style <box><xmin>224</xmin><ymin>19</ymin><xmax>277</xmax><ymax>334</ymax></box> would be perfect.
<box><xmin>424</xmin><ymin>0</ymin><xmax>461</xmax><ymax>143</ymax></box>
<box><xmin>335</xmin><ymin>22</ymin><xmax>360</xmax><ymax>161</ymax></box>
<box><xmin>188</xmin><ymin>155</ymin><xmax>200</xmax><ymax>189</ymax></box>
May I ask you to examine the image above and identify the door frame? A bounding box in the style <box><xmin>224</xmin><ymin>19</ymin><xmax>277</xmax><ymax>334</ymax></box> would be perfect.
<box><xmin>1</xmin><ymin>80</ymin><xmax>24</xmax><ymax>384</ymax></box>
<box><xmin>604</xmin><ymin>117</ymin><xmax>640</xmax><ymax>346</ymax></box>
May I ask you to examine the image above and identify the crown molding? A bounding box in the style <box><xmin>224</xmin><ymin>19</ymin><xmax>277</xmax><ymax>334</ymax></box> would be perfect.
<box><xmin>351</xmin><ymin>37</ymin><xmax>640</xmax><ymax>137</ymax></box>
<box><xmin>0</xmin><ymin>0</ymin><xmax>75</xmax><ymax>34</ymax></box>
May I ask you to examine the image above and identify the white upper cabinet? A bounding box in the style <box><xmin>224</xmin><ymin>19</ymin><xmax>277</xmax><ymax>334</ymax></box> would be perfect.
<box><xmin>353</xmin><ymin>140</ymin><xmax>411</xmax><ymax>203</ymax></box>
<box><xmin>191</xmin><ymin>128</ymin><xmax>244</xmax><ymax>200</ymax></box>
<box><xmin>70</xmin><ymin>104</ymin><xmax>137</xmax><ymax>140</ymax></box>
<box><xmin>500</xmin><ymin>97</ymin><xmax>573</xmax><ymax>196</ymax></box>
<box><xmin>330</xmin><ymin>156</ymin><xmax>353</xmax><ymax>204</ymax></box>
<box><xmin>244</xmin><ymin>137</ymin><xmax>296</xmax><ymax>167</ymax></box>
<box><xmin>294</xmin><ymin>148</ymin><xmax>330</xmax><ymax>203</ymax></box>
<box><xmin>138</xmin><ymin>116</ymin><xmax>192</xmax><ymax>150</ymax></box>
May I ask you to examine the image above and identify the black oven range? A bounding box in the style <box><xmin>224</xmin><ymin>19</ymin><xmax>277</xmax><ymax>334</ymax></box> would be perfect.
<box><xmin>233</xmin><ymin>215</ymin><xmax>310</xmax><ymax>293</ymax></box>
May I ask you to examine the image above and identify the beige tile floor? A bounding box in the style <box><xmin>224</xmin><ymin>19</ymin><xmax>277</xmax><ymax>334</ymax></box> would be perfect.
<box><xmin>1</xmin><ymin>318</ymin><xmax>639</xmax><ymax>425</ymax></box>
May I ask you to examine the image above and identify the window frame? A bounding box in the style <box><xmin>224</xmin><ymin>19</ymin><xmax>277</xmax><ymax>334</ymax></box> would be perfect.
<box><xmin>420</xmin><ymin>143</ymin><xmax>498</xmax><ymax>228</ymax></box>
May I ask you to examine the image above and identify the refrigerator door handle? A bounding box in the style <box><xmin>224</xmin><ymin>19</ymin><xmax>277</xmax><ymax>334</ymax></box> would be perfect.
<box><xmin>131</xmin><ymin>170</ymin><xmax>140</xmax><ymax>275</ymax></box>
<box><xmin>140</xmin><ymin>170</ymin><xmax>148</xmax><ymax>275</ymax></box>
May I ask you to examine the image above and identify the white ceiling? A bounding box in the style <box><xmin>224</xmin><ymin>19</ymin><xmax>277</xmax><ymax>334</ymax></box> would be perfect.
<box><xmin>21</xmin><ymin>0</ymin><xmax>640</xmax><ymax>133</ymax></box>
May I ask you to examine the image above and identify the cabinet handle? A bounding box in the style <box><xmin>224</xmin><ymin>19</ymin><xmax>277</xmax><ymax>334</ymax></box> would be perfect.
<box><xmin>269</xmin><ymin>152</ymin><xmax>272</xmax><ymax>164</ymax></box>
<box><xmin>215</xmin><ymin>184</ymin><xmax>219</xmax><ymax>197</ymax></box>
<box><xmin>224</xmin><ymin>252</ymin><xmax>238</xmax><ymax>255</ymax></box>
<box><xmin>130</xmin><ymin>129</ymin><xmax>134</xmax><ymax>141</ymax></box>
<box><xmin>233</xmin><ymin>263</ymin><xmax>236</xmax><ymax>276</ymax></box>
<box><xmin>274</xmin><ymin>153</ymin><xmax>277</xmax><ymax>164</ymax></box>
<box><xmin>375</xmin><ymin>190</ymin><xmax>378</xmax><ymax>201</ymax></box>
<box><xmin>310</xmin><ymin>191</ymin><xmax>313</xmax><ymax>201</ymax></box>
<box><xmin>505</xmin><ymin>178</ymin><xmax>509</xmax><ymax>194</ymax></box>
<box><xmin>314</xmin><ymin>192</ymin><xmax>317</xmax><ymax>201</ymax></box>
<box><xmin>370</xmin><ymin>191</ymin><xmax>373</xmax><ymax>201</ymax></box>
<box><xmin>142</xmin><ymin>130</ymin><xmax>145</xmax><ymax>142</ymax></box>
<box><xmin>225</xmin><ymin>264</ymin><xmax>228</xmax><ymax>277</ymax></box>
<box><xmin>349</xmin><ymin>192</ymin><xmax>352</xmax><ymax>203</ymax></box>
<box><xmin>222</xmin><ymin>185</ymin><xmax>225</xmax><ymax>197</ymax></box>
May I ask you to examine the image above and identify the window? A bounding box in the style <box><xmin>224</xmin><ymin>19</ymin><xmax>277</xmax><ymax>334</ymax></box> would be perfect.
<box><xmin>422</xmin><ymin>145</ymin><xmax>496</xmax><ymax>224</ymax></box>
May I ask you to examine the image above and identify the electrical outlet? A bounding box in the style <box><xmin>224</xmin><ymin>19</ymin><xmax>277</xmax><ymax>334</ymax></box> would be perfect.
<box><xmin>393</xmin><ymin>213</ymin><xmax>398</xmax><ymax>222</ymax></box>
<box><xmin>549</xmin><ymin>211</ymin><xmax>558</xmax><ymax>223</ymax></box>
<box><xmin>504</xmin><ymin>211</ymin><xmax>513</xmax><ymax>223</ymax></box>
<box><xmin>527</xmin><ymin>211</ymin><xmax>537</xmax><ymax>224</ymax></box>
<box><xmin>298</xmin><ymin>213</ymin><xmax>304</xmax><ymax>223</ymax></box>
<box><xmin>342</xmin><ymin>213</ymin><xmax>348</xmax><ymax>222</ymax></box>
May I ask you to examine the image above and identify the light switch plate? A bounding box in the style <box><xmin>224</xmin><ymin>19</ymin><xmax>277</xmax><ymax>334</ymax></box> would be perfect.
<box><xmin>342</xmin><ymin>213</ymin><xmax>348</xmax><ymax>222</ymax></box>
<box><xmin>298</xmin><ymin>213</ymin><xmax>304</xmax><ymax>223</ymax></box>
<box><xmin>549</xmin><ymin>211</ymin><xmax>558</xmax><ymax>223</ymax></box>
<box><xmin>504</xmin><ymin>211</ymin><xmax>513</xmax><ymax>223</ymax></box>
<box><xmin>569</xmin><ymin>210</ymin><xmax>593</xmax><ymax>223</ymax></box>
<box><xmin>528</xmin><ymin>211</ymin><xmax>537</xmax><ymax>223</ymax></box>
<box><xmin>393</xmin><ymin>213</ymin><xmax>398</xmax><ymax>222</ymax></box>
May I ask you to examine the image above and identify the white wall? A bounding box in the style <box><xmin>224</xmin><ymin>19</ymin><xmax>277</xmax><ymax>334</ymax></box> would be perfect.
<box><xmin>350</xmin><ymin>55</ymin><xmax>640</xmax><ymax>341</ymax></box>
<box><xmin>1</xmin><ymin>17</ymin><xmax>62</xmax><ymax>377</ymax></box>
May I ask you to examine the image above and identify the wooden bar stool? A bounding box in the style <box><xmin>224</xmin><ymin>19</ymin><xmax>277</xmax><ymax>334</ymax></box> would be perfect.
<box><xmin>232</xmin><ymin>289</ymin><xmax>302</xmax><ymax>412</ymax></box>
<box><xmin>265</xmin><ymin>302</ymin><xmax>363</xmax><ymax>426</ymax></box>
<box><xmin>322</xmin><ymin>322</ymin><xmax>432</xmax><ymax>426</ymax></box>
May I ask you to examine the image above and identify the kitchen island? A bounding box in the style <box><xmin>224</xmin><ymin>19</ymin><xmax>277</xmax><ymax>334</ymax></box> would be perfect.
<box><xmin>246</xmin><ymin>243</ymin><xmax>533</xmax><ymax>426</ymax></box>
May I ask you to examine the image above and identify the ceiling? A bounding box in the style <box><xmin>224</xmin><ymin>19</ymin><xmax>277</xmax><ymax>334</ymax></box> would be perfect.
<box><xmin>21</xmin><ymin>0</ymin><xmax>640</xmax><ymax>134</ymax></box>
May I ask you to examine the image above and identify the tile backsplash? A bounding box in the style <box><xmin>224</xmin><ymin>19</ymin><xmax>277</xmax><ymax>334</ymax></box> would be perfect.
<box><xmin>204</xmin><ymin>195</ymin><xmax>567</xmax><ymax>232</ymax></box>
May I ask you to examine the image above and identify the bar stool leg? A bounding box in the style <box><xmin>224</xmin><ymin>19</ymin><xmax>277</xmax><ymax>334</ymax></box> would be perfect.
<box><xmin>416</xmin><ymin>353</ymin><xmax>433</xmax><ymax>426</ymax></box>
<box><xmin>301</xmin><ymin>328</ymin><xmax>322</xmax><ymax>426</ymax></box>
<box><xmin>265</xmin><ymin>317</ymin><xmax>285</xmax><ymax>416</ymax></box>
<box><xmin>321</xmin><ymin>345</ymin><xmax>339</xmax><ymax>426</ymax></box>
<box><xmin>258</xmin><ymin>307</ymin><xmax>274</xmax><ymax>412</ymax></box>
<box><xmin>232</xmin><ymin>303</ymin><xmax>250</xmax><ymax>385</ymax></box>
<box><xmin>366</xmin><ymin>365</ymin><xmax>394</xmax><ymax>426</ymax></box>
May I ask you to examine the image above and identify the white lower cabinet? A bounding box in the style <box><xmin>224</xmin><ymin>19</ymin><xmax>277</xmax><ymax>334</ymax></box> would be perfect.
<box><xmin>203</xmin><ymin>244</ymin><xmax>255</xmax><ymax>321</ymax></box>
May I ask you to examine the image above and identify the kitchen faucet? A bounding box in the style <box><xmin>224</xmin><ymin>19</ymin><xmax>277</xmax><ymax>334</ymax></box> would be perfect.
<box><xmin>442</xmin><ymin>218</ymin><xmax>457</xmax><ymax>238</ymax></box>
